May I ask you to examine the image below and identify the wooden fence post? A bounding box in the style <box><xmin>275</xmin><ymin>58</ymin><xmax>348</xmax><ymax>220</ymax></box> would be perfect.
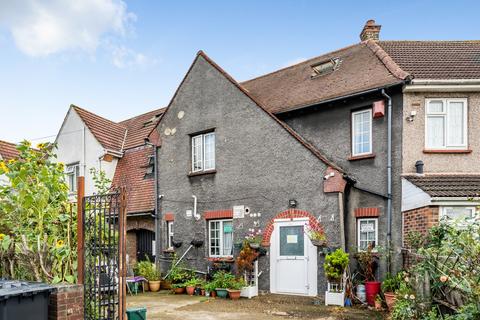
<box><xmin>77</xmin><ymin>176</ymin><xmax>85</xmax><ymax>285</ymax></box>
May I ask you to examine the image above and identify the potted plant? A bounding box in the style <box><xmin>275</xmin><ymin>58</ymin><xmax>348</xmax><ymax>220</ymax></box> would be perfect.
<box><xmin>324</xmin><ymin>248</ymin><xmax>349</xmax><ymax>306</ymax></box>
<box><xmin>134</xmin><ymin>259</ymin><xmax>154</xmax><ymax>291</ymax></box>
<box><xmin>165</xmin><ymin>258</ymin><xmax>191</xmax><ymax>294</ymax></box>
<box><xmin>146</xmin><ymin>267</ymin><xmax>162</xmax><ymax>292</ymax></box>
<box><xmin>204</xmin><ymin>281</ymin><xmax>216</xmax><ymax>298</ymax></box>
<box><xmin>228</xmin><ymin>278</ymin><xmax>246</xmax><ymax>300</ymax></box>
<box><xmin>185</xmin><ymin>277</ymin><xmax>202</xmax><ymax>296</ymax></box>
<box><xmin>171</xmin><ymin>283</ymin><xmax>185</xmax><ymax>294</ymax></box>
<box><xmin>213</xmin><ymin>271</ymin><xmax>236</xmax><ymax>298</ymax></box>
<box><xmin>356</xmin><ymin>243</ymin><xmax>380</xmax><ymax>306</ymax></box>
<box><xmin>244</xmin><ymin>229</ymin><xmax>262</xmax><ymax>249</ymax></box>
<box><xmin>381</xmin><ymin>271</ymin><xmax>402</xmax><ymax>311</ymax></box>
<box><xmin>307</xmin><ymin>227</ymin><xmax>327</xmax><ymax>247</ymax></box>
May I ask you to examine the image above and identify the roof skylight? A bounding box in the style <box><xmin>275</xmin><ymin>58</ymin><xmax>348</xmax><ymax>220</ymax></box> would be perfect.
<box><xmin>311</xmin><ymin>58</ymin><xmax>341</xmax><ymax>77</ymax></box>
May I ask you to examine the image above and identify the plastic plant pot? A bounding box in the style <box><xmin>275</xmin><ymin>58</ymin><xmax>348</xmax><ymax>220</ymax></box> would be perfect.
<box><xmin>215</xmin><ymin>288</ymin><xmax>228</xmax><ymax>298</ymax></box>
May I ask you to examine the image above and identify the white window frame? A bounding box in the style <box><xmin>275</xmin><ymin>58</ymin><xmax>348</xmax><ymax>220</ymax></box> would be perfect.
<box><xmin>425</xmin><ymin>98</ymin><xmax>468</xmax><ymax>150</ymax></box>
<box><xmin>440</xmin><ymin>206</ymin><xmax>476</xmax><ymax>222</ymax></box>
<box><xmin>65</xmin><ymin>163</ymin><xmax>80</xmax><ymax>193</ymax></box>
<box><xmin>191</xmin><ymin>132</ymin><xmax>215</xmax><ymax>173</ymax></box>
<box><xmin>357</xmin><ymin>218</ymin><xmax>378</xmax><ymax>252</ymax></box>
<box><xmin>351</xmin><ymin>109</ymin><xmax>373</xmax><ymax>156</ymax></box>
<box><xmin>167</xmin><ymin>221</ymin><xmax>174</xmax><ymax>250</ymax></box>
<box><xmin>208</xmin><ymin>219</ymin><xmax>233</xmax><ymax>258</ymax></box>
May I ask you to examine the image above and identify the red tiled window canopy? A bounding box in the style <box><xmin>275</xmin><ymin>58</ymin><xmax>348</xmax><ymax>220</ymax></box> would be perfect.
<box><xmin>164</xmin><ymin>212</ymin><xmax>175</xmax><ymax>221</ymax></box>
<box><xmin>204</xmin><ymin>209</ymin><xmax>233</xmax><ymax>220</ymax></box>
<box><xmin>355</xmin><ymin>207</ymin><xmax>380</xmax><ymax>218</ymax></box>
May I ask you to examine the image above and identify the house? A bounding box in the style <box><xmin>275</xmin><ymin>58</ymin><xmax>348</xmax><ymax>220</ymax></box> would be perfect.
<box><xmin>0</xmin><ymin>140</ymin><xmax>20</xmax><ymax>185</ymax></box>
<box><xmin>148</xmin><ymin>20</ymin><xmax>479</xmax><ymax>296</ymax></box>
<box><xmin>55</xmin><ymin>105</ymin><xmax>165</xmax><ymax>265</ymax></box>
<box><xmin>388</xmin><ymin>41</ymin><xmax>480</xmax><ymax>249</ymax></box>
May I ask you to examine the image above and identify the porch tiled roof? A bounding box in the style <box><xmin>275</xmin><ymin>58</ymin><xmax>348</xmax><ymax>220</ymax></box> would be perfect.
<box><xmin>378</xmin><ymin>41</ymin><xmax>480</xmax><ymax>79</ymax></box>
<box><xmin>0</xmin><ymin>140</ymin><xmax>19</xmax><ymax>161</ymax></box>
<box><xmin>111</xmin><ymin>145</ymin><xmax>155</xmax><ymax>214</ymax></box>
<box><xmin>404</xmin><ymin>174</ymin><xmax>480</xmax><ymax>198</ymax></box>
<box><xmin>119</xmin><ymin>107</ymin><xmax>165</xmax><ymax>150</ymax></box>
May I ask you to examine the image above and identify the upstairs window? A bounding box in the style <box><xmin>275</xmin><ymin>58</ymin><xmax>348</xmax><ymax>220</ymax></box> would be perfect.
<box><xmin>65</xmin><ymin>163</ymin><xmax>80</xmax><ymax>193</ymax></box>
<box><xmin>191</xmin><ymin>132</ymin><xmax>215</xmax><ymax>173</ymax></box>
<box><xmin>425</xmin><ymin>99</ymin><xmax>467</xmax><ymax>150</ymax></box>
<box><xmin>352</xmin><ymin>109</ymin><xmax>372</xmax><ymax>156</ymax></box>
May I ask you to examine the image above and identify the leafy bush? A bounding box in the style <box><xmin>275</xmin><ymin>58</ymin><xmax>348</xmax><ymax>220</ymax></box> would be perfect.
<box><xmin>165</xmin><ymin>255</ymin><xmax>193</xmax><ymax>284</ymax></box>
<box><xmin>135</xmin><ymin>259</ymin><xmax>154</xmax><ymax>278</ymax></box>
<box><xmin>184</xmin><ymin>277</ymin><xmax>202</xmax><ymax>287</ymax></box>
<box><xmin>211</xmin><ymin>270</ymin><xmax>244</xmax><ymax>289</ymax></box>
<box><xmin>382</xmin><ymin>271</ymin><xmax>404</xmax><ymax>293</ymax></box>
<box><xmin>0</xmin><ymin>141</ymin><xmax>76</xmax><ymax>283</ymax></box>
<box><xmin>324</xmin><ymin>249</ymin><xmax>349</xmax><ymax>282</ymax></box>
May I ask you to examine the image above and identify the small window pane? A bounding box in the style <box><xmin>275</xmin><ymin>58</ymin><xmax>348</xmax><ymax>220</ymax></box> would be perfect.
<box><xmin>279</xmin><ymin>226</ymin><xmax>304</xmax><ymax>256</ymax></box>
<box><xmin>352</xmin><ymin>110</ymin><xmax>372</xmax><ymax>155</ymax></box>
<box><xmin>192</xmin><ymin>135</ymin><xmax>203</xmax><ymax>172</ymax></box>
<box><xmin>204</xmin><ymin>133</ymin><xmax>215</xmax><ymax>170</ymax></box>
<box><xmin>443</xmin><ymin>207</ymin><xmax>474</xmax><ymax>220</ymax></box>
<box><xmin>358</xmin><ymin>219</ymin><xmax>377</xmax><ymax>252</ymax></box>
<box><xmin>426</xmin><ymin>116</ymin><xmax>445</xmax><ymax>148</ymax></box>
<box><xmin>222</xmin><ymin>221</ymin><xmax>233</xmax><ymax>256</ymax></box>
<box><xmin>427</xmin><ymin>100</ymin><xmax>444</xmax><ymax>113</ymax></box>
<box><xmin>447</xmin><ymin>102</ymin><xmax>464</xmax><ymax>146</ymax></box>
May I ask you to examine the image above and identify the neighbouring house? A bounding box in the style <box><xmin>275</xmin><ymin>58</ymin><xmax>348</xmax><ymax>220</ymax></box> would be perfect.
<box><xmin>0</xmin><ymin>140</ymin><xmax>20</xmax><ymax>185</ymax></box>
<box><xmin>384</xmin><ymin>41</ymin><xmax>480</xmax><ymax>252</ymax></box>
<box><xmin>148</xmin><ymin>20</ymin><xmax>479</xmax><ymax>297</ymax></box>
<box><xmin>55</xmin><ymin>105</ymin><xmax>165</xmax><ymax>265</ymax></box>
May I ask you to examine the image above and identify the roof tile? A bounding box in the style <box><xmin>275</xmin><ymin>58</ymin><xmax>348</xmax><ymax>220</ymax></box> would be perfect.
<box><xmin>404</xmin><ymin>174</ymin><xmax>480</xmax><ymax>198</ymax></box>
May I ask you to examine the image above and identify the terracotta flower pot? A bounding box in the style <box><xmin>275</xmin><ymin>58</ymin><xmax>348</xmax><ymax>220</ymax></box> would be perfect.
<box><xmin>228</xmin><ymin>289</ymin><xmax>241</xmax><ymax>300</ymax></box>
<box><xmin>384</xmin><ymin>292</ymin><xmax>397</xmax><ymax>311</ymax></box>
<box><xmin>375</xmin><ymin>300</ymin><xmax>382</xmax><ymax>310</ymax></box>
<box><xmin>365</xmin><ymin>281</ymin><xmax>381</xmax><ymax>306</ymax></box>
<box><xmin>186</xmin><ymin>286</ymin><xmax>195</xmax><ymax>296</ymax></box>
<box><xmin>210</xmin><ymin>290</ymin><xmax>216</xmax><ymax>298</ymax></box>
<box><xmin>148</xmin><ymin>280</ymin><xmax>161</xmax><ymax>292</ymax></box>
<box><xmin>201</xmin><ymin>289</ymin><xmax>205</xmax><ymax>296</ymax></box>
<box><xmin>173</xmin><ymin>287</ymin><xmax>185</xmax><ymax>294</ymax></box>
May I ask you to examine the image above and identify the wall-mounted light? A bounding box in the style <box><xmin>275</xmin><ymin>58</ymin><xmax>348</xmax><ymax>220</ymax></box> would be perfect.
<box><xmin>289</xmin><ymin>199</ymin><xmax>297</xmax><ymax>208</ymax></box>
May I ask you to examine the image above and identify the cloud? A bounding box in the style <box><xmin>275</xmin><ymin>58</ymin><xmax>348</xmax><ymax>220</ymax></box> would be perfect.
<box><xmin>110</xmin><ymin>44</ymin><xmax>157</xmax><ymax>69</ymax></box>
<box><xmin>282</xmin><ymin>57</ymin><xmax>307</xmax><ymax>68</ymax></box>
<box><xmin>0</xmin><ymin>0</ymin><xmax>136</xmax><ymax>57</ymax></box>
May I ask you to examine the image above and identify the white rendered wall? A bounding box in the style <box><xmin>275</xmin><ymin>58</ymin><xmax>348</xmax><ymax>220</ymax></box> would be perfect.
<box><xmin>55</xmin><ymin>108</ymin><xmax>118</xmax><ymax>196</ymax></box>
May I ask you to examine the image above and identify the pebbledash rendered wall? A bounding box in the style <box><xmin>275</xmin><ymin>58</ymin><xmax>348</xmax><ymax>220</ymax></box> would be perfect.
<box><xmin>282</xmin><ymin>88</ymin><xmax>404</xmax><ymax>278</ymax></box>
<box><xmin>154</xmin><ymin>54</ymin><xmax>342</xmax><ymax>294</ymax></box>
<box><xmin>402</xmin><ymin>92</ymin><xmax>480</xmax><ymax>174</ymax></box>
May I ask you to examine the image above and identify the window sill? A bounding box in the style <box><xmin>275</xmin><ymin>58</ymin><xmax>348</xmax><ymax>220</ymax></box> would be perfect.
<box><xmin>163</xmin><ymin>249</ymin><xmax>175</xmax><ymax>254</ymax></box>
<box><xmin>348</xmin><ymin>153</ymin><xmax>376</xmax><ymax>161</ymax></box>
<box><xmin>207</xmin><ymin>257</ymin><xmax>234</xmax><ymax>263</ymax></box>
<box><xmin>423</xmin><ymin>149</ymin><xmax>472</xmax><ymax>154</ymax></box>
<box><xmin>188</xmin><ymin>169</ymin><xmax>216</xmax><ymax>177</ymax></box>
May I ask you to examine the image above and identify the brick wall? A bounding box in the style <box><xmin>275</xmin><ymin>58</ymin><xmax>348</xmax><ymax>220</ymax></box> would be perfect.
<box><xmin>49</xmin><ymin>284</ymin><xmax>83</xmax><ymax>320</ymax></box>
<box><xmin>403</xmin><ymin>206</ymin><xmax>439</xmax><ymax>246</ymax></box>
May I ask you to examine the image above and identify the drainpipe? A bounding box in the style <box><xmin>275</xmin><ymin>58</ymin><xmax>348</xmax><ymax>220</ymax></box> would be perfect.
<box><xmin>145</xmin><ymin>140</ymin><xmax>160</xmax><ymax>265</ymax></box>
<box><xmin>381</xmin><ymin>89</ymin><xmax>392</xmax><ymax>274</ymax></box>
<box><xmin>192</xmin><ymin>195</ymin><xmax>200</xmax><ymax>220</ymax></box>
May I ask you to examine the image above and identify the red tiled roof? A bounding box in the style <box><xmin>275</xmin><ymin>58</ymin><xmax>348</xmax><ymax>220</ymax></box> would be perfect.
<box><xmin>0</xmin><ymin>140</ymin><xmax>19</xmax><ymax>161</ymax></box>
<box><xmin>111</xmin><ymin>145</ymin><xmax>155</xmax><ymax>214</ymax></box>
<box><xmin>72</xmin><ymin>105</ymin><xmax>127</xmax><ymax>152</ymax></box>
<box><xmin>241</xmin><ymin>42</ymin><xmax>405</xmax><ymax>114</ymax></box>
<box><xmin>119</xmin><ymin>108</ymin><xmax>165</xmax><ymax>150</ymax></box>
<box><xmin>378</xmin><ymin>41</ymin><xmax>480</xmax><ymax>80</ymax></box>
<box><xmin>404</xmin><ymin>174</ymin><xmax>480</xmax><ymax>198</ymax></box>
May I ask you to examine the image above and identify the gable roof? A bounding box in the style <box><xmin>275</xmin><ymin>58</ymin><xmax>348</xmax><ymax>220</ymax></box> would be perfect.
<box><xmin>241</xmin><ymin>41</ymin><xmax>407</xmax><ymax>114</ymax></box>
<box><xmin>0</xmin><ymin>140</ymin><xmax>19</xmax><ymax>161</ymax></box>
<box><xmin>404</xmin><ymin>174</ymin><xmax>480</xmax><ymax>198</ymax></box>
<box><xmin>111</xmin><ymin>146</ymin><xmax>155</xmax><ymax>214</ymax></box>
<box><xmin>149</xmin><ymin>50</ymin><xmax>344</xmax><ymax>173</ymax></box>
<box><xmin>378</xmin><ymin>41</ymin><xmax>480</xmax><ymax>80</ymax></box>
<box><xmin>72</xmin><ymin>105</ymin><xmax>127</xmax><ymax>153</ymax></box>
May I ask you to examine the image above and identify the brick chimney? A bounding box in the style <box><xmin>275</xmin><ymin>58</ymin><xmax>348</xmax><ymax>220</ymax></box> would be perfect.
<box><xmin>360</xmin><ymin>19</ymin><xmax>381</xmax><ymax>41</ymax></box>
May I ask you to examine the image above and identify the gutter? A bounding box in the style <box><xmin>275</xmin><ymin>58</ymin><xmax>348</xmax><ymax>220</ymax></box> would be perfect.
<box><xmin>381</xmin><ymin>89</ymin><xmax>393</xmax><ymax>275</ymax></box>
<box><xmin>404</xmin><ymin>79</ymin><xmax>480</xmax><ymax>92</ymax></box>
<box><xmin>275</xmin><ymin>81</ymin><xmax>405</xmax><ymax>116</ymax></box>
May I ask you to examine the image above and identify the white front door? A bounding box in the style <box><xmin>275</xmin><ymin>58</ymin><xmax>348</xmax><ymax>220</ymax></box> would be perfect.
<box><xmin>270</xmin><ymin>219</ymin><xmax>317</xmax><ymax>296</ymax></box>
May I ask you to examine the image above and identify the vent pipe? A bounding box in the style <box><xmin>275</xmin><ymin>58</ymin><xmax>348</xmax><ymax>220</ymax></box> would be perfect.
<box><xmin>415</xmin><ymin>160</ymin><xmax>424</xmax><ymax>174</ymax></box>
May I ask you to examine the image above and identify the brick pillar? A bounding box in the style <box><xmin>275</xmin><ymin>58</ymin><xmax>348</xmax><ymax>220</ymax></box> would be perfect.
<box><xmin>49</xmin><ymin>284</ymin><xmax>84</xmax><ymax>320</ymax></box>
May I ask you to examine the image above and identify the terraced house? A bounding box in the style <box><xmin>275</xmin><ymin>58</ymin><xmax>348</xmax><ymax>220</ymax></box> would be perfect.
<box><xmin>146</xmin><ymin>20</ymin><xmax>480</xmax><ymax>297</ymax></box>
<box><xmin>55</xmin><ymin>105</ymin><xmax>165</xmax><ymax>265</ymax></box>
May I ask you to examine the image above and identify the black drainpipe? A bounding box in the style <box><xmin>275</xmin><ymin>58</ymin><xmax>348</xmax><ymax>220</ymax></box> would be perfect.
<box><xmin>145</xmin><ymin>140</ymin><xmax>160</xmax><ymax>266</ymax></box>
<box><xmin>381</xmin><ymin>89</ymin><xmax>393</xmax><ymax>274</ymax></box>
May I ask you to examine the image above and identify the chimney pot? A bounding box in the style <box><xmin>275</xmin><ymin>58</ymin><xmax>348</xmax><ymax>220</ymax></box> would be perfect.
<box><xmin>360</xmin><ymin>19</ymin><xmax>381</xmax><ymax>41</ymax></box>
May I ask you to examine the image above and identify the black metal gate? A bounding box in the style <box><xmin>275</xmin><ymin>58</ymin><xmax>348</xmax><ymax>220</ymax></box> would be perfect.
<box><xmin>136</xmin><ymin>229</ymin><xmax>155</xmax><ymax>262</ymax></box>
<box><xmin>83</xmin><ymin>191</ymin><xmax>126</xmax><ymax>320</ymax></box>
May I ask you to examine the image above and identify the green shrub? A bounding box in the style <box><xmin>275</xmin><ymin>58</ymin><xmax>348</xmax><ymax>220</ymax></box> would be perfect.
<box><xmin>382</xmin><ymin>271</ymin><xmax>404</xmax><ymax>293</ymax></box>
<box><xmin>324</xmin><ymin>249</ymin><xmax>349</xmax><ymax>282</ymax></box>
